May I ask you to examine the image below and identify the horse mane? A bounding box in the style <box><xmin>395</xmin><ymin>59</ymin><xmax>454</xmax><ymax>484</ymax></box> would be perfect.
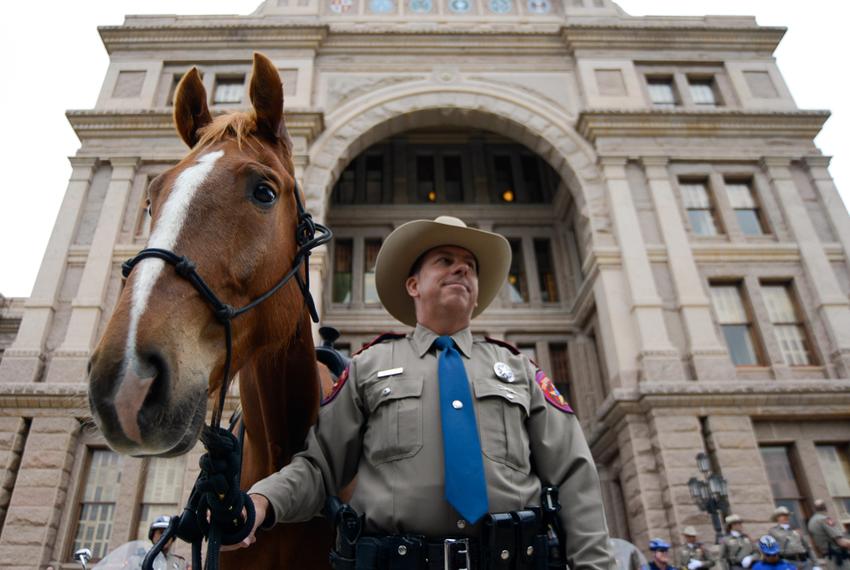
<box><xmin>196</xmin><ymin>111</ymin><xmax>293</xmax><ymax>157</ymax></box>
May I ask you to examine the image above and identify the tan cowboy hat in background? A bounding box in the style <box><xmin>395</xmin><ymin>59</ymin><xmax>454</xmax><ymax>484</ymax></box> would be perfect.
<box><xmin>725</xmin><ymin>514</ymin><xmax>742</xmax><ymax>525</ymax></box>
<box><xmin>682</xmin><ymin>526</ymin><xmax>698</xmax><ymax>536</ymax></box>
<box><xmin>772</xmin><ymin>506</ymin><xmax>791</xmax><ymax>521</ymax></box>
<box><xmin>374</xmin><ymin>216</ymin><xmax>511</xmax><ymax>327</ymax></box>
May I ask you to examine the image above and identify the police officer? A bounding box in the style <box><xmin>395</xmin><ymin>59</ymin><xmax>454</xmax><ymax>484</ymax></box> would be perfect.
<box><xmin>234</xmin><ymin>216</ymin><xmax>616</xmax><ymax>570</ymax></box>
<box><xmin>675</xmin><ymin>527</ymin><xmax>715</xmax><ymax>570</ymax></box>
<box><xmin>148</xmin><ymin>516</ymin><xmax>187</xmax><ymax>570</ymax></box>
<box><xmin>650</xmin><ymin>539</ymin><xmax>679</xmax><ymax>570</ymax></box>
<box><xmin>720</xmin><ymin>515</ymin><xmax>758</xmax><ymax>570</ymax></box>
<box><xmin>751</xmin><ymin>536</ymin><xmax>796</xmax><ymax>570</ymax></box>
<box><xmin>808</xmin><ymin>500</ymin><xmax>850</xmax><ymax>570</ymax></box>
<box><xmin>768</xmin><ymin>506</ymin><xmax>813</xmax><ymax>569</ymax></box>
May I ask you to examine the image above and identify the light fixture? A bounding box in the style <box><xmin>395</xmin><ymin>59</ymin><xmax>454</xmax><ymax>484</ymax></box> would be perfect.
<box><xmin>688</xmin><ymin>477</ymin><xmax>702</xmax><ymax>500</ymax></box>
<box><xmin>502</xmin><ymin>189</ymin><xmax>515</xmax><ymax>202</ymax></box>
<box><xmin>696</xmin><ymin>452</ymin><xmax>711</xmax><ymax>474</ymax></box>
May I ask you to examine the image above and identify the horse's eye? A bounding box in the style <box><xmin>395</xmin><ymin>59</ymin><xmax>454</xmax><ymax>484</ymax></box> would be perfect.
<box><xmin>252</xmin><ymin>183</ymin><xmax>277</xmax><ymax>205</ymax></box>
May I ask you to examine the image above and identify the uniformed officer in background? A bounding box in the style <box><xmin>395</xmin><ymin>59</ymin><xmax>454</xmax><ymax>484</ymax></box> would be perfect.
<box><xmin>674</xmin><ymin>527</ymin><xmax>715</xmax><ymax>570</ymax></box>
<box><xmin>767</xmin><ymin>506</ymin><xmax>813</xmax><ymax>569</ymax></box>
<box><xmin>720</xmin><ymin>515</ymin><xmax>759</xmax><ymax>570</ymax></box>
<box><xmin>232</xmin><ymin>216</ymin><xmax>616</xmax><ymax>570</ymax></box>
<box><xmin>808</xmin><ymin>500</ymin><xmax>850</xmax><ymax>570</ymax></box>
<box><xmin>650</xmin><ymin>539</ymin><xmax>679</xmax><ymax>570</ymax></box>
<box><xmin>148</xmin><ymin>516</ymin><xmax>187</xmax><ymax>570</ymax></box>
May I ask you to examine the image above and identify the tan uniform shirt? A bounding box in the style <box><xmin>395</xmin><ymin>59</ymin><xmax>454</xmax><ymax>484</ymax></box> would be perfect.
<box><xmin>250</xmin><ymin>325</ymin><xmax>615</xmax><ymax>570</ymax></box>
<box><xmin>808</xmin><ymin>513</ymin><xmax>847</xmax><ymax>564</ymax></box>
<box><xmin>768</xmin><ymin>525</ymin><xmax>812</xmax><ymax>560</ymax></box>
<box><xmin>719</xmin><ymin>533</ymin><xmax>757</xmax><ymax>568</ymax></box>
<box><xmin>674</xmin><ymin>543</ymin><xmax>715</xmax><ymax>569</ymax></box>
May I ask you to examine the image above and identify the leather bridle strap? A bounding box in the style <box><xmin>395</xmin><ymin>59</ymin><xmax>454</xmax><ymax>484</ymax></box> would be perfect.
<box><xmin>120</xmin><ymin>181</ymin><xmax>331</xmax><ymax>430</ymax></box>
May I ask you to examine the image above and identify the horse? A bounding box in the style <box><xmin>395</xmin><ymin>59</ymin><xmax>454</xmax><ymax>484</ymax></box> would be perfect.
<box><xmin>87</xmin><ymin>53</ymin><xmax>334</xmax><ymax>569</ymax></box>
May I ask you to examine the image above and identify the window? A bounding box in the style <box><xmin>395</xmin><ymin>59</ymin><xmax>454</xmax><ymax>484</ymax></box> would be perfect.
<box><xmin>534</xmin><ymin>238</ymin><xmax>559</xmax><ymax>303</ymax></box>
<box><xmin>647</xmin><ymin>77</ymin><xmax>677</xmax><ymax>107</ymax></box>
<box><xmin>332</xmin><ymin>149</ymin><xmax>391</xmax><ymax>205</ymax></box>
<box><xmin>688</xmin><ymin>77</ymin><xmax>720</xmax><ymax>107</ymax></box>
<box><xmin>762</xmin><ymin>283</ymin><xmax>814</xmax><ymax>366</ymax></box>
<box><xmin>710</xmin><ymin>283</ymin><xmax>760</xmax><ymax>366</ymax></box>
<box><xmin>166</xmin><ymin>74</ymin><xmax>184</xmax><ymax>106</ymax></box>
<box><xmin>364</xmin><ymin>239</ymin><xmax>382</xmax><ymax>305</ymax></box>
<box><xmin>680</xmin><ymin>180</ymin><xmax>720</xmax><ymax>236</ymax></box>
<box><xmin>213</xmin><ymin>76</ymin><xmax>245</xmax><ymax>104</ymax></box>
<box><xmin>333</xmin><ymin>239</ymin><xmax>353</xmax><ymax>304</ymax></box>
<box><xmin>443</xmin><ymin>155</ymin><xmax>464</xmax><ymax>203</ymax></box>
<box><xmin>364</xmin><ymin>155</ymin><xmax>384</xmax><ymax>204</ymax></box>
<box><xmin>72</xmin><ymin>450</ymin><xmax>123</xmax><ymax>561</ymax></box>
<box><xmin>416</xmin><ymin>155</ymin><xmax>437</xmax><ymax>202</ymax></box>
<box><xmin>760</xmin><ymin>445</ymin><xmax>806</xmax><ymax>529</ymax></box>
<box><xmin>816</xmin><ymin>444</ymin><xmax>850</xmax><ymax>517</ymax></box>
<box><xmin>507</xmin><ymin>239</ymin><xmax>529</xmax><ymax>303</ymax></box>
<box><xmin>726</xmin><ymin>179</ymin><xmax>765</xmax><ymax>236</ymax></box>
<box><xmin>549</xmin><ymin>342</ymin><xmax>571</xmax><ymax>404</ymax></box>
<box><xmin>136</xmin><ymin>457</ymin><xmax>185</xmax><ymax>540</ymax></box>
<box><xmin>335</xmin><ymin>162</ymin><xmax>357</xmax><ymax>204</ymax></box>
<box><xmin>493</xmin><ymin>155</ymin><xmax>516</xmax><ymax>203</ymax></box>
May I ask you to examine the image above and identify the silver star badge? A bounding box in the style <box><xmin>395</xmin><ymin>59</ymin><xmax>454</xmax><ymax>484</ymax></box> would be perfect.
<box><xmin>493</xmin><ymin>362</ymin><xmax>515</xmax><ymax>383</ymax></box>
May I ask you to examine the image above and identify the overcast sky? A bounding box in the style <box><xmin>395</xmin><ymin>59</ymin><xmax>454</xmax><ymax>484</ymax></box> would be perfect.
<box><xmin>0</xmin><ymin>0</ymin><xmax>847</xmax><ymax>298</ymax></box>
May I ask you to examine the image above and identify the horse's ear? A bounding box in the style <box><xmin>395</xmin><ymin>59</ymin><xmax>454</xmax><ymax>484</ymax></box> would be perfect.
<box><xmin>249</xmin><ymin>52</ymin><xmax>285</xmax><ymax>141</ymax></box>
<box><xmin>173</xmin><ymin>67</ymin><xmax>212</xmax><ymax>148</ymax></box>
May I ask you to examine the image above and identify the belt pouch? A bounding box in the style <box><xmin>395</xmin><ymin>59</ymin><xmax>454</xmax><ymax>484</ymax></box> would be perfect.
<box><xmin>484</xmin><ymin>513</ymin><xmax>516</xmax><ymax>570</ymax></box>
<box><xmin>512</xmin><ymin>510</ymin><xmax>537</xmax><ymax>570</ymax></box>
<box><xmin>356</xmin><ymin>538</ymin><xmax>380</xmax><ymax>570</ymax></box>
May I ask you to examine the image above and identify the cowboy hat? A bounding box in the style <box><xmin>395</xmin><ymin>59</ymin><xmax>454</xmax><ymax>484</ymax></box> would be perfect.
<box><xmin>772</xmin><ymin>506</ymin><xmax>791</xmax><ymax>521</ymax></box>
<box><xmin>725</xmin><ymin>514</ymin><xmax>742</xmax><ymax>525</ymax></box>
<box><xmin>682</xmin><ymin>526</ymin><xmax>698</xmax><ymax>536</ymax></box>
<box><xmin>374</xmin><ymin>216</ymin><xmax>511</xmax><ymax>326</ymax></box>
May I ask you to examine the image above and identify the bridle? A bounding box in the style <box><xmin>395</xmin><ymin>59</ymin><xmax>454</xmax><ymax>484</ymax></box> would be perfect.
<box><xmin>120</xmin><ymin>180</ymin><xmax>332</xmax><ymax>430</ymax></box>
<box><xmin>123</xmin><ymin>179</ymin><xmax>332</xmax><ymax>570</ymax></box>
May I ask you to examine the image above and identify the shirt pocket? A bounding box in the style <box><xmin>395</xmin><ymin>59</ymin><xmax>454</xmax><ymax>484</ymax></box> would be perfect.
<box><xmin>363</xmin><ymin>374</ymin><xmax>424</xmax><ymax>464</ymax></box>
<box><xmin>472</xmin><ymin>377</ymin><xmax>531</xmax><ymax>473</ymax></box>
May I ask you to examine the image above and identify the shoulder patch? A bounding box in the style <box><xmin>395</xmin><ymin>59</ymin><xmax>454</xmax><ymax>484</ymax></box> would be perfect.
<box><xmin>320</xmin><ymin>332</ymin><xmax>404</xmax><ymax>407</ymax></box>
<box><xmin>535</xmin><ymin>369</ymin><xmax>574</xmax><ymax>413</ymax></box>
<box><xmin>484</xmin><ymin>336</ymin><xmax>522</xmax><ymax>356</ymax></box>
<box><xmin>321</xmin><ymin>366</ymin><xmax>349</xmax><ymax>406</ymax></box>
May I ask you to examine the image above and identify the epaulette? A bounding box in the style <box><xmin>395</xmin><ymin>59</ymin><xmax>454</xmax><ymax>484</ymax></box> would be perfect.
<box><xmin>484</xmin><ymin>336</ymin><xmax>522</xmax><ymax>355</ymax></box>
<box><xmin>321</xmin><ymin>332</ymin><xmax>406</xmax><ymax>407</ymax></box>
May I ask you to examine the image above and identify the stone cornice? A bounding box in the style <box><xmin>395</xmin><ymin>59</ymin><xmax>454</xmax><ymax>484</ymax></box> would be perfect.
<box><xmin>99</xmin><ymin>23</ymin><xmax>329</xmax><ymax>53</ymax></box>
<box><xmin>562</xmin><ymin>23</ymin><xmax>785</xmax><ymax>54</ymax></box>
<box><xmin>66</xmin><ymin>109</ymin><xmax>325</xmax><ymax>147</ymax></box>
<box><xmin>577</xmin><ymin>109</ymin><xmax>830</xmax><ymax>143</ymax></box>
<box><xmin>320</xmin><ymin>29</ymin><xmax>567</xmax><ymax>55</ymax></box>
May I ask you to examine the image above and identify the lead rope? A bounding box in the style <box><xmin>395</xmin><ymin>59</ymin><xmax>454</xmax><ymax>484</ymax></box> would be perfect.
<box><xmin>136</xmin><ymin>183</ymin><xmax>331</xmax><ymax>570</ymax></box>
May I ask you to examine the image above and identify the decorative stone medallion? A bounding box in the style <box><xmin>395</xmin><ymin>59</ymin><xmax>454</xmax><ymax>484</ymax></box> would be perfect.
<box><xmin>527</xmin><ymin>0</ymin><xmax>550</xmax><ymax>13</ymax></box>
<box><xmin>488</xmin><ymin>0</ymin><xmax>512</xmax><ymax>13</ymax></box>
<box><xmin>449</xmin><ymin>0</ymin><xmax>471</xmax><ymax>12</ymax></box>
<box><xmin>410</xmin><ymin>0</ymin><xmax>433</xmax><ymax>12</ymax></box>
<box><xmin>329</xmin><ymin>0</ymin><xmax>353</xmax><ymax>13</ymax></box>
<box><xmin>370</xmin><ymin>0</ymin><xmax>395</xmax><ymax>12</ymax></box>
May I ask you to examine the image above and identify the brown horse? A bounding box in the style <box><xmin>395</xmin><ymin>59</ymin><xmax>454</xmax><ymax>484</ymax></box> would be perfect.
<box><xmin>87</xmin><ymin>53</ymin><xmax>333</xmax><ymax>569</ymax></box>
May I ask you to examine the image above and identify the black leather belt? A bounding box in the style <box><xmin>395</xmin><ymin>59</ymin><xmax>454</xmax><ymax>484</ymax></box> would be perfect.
<box><xmin>356</xmin><ymin>536</ymin><xmax>480</xmax><ymax>569</ymax></box>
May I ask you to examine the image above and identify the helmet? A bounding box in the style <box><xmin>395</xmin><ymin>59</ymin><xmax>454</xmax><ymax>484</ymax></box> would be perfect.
<box><xmin>148</xmin><ymin>515</ymin><xmax>171</xmax><ymax>542</ymax></box>
<box><xmin>758</xmin><ymin>535</ymin><xmax>780</xmax><ymax>556</ymax></box>
<box><xmin>649</xmin><ymin>539</ymin><xmax>671</xmax><ymax>552</ymax></box>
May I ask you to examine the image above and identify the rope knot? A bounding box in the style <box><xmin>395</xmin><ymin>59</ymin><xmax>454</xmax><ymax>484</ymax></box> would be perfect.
<box><xmin>121</xmin><ymin>259</ymin><xmax>135</xmax><ymax>279</ymax></box>
<box><xmin>175</xmin><ymin>256</ymin><xmax>196</xmax><ymax>278</ymax></box>
<box><xmin>215</xmin><ymin>304</ymin><xmax>236</xmax><ymax>323</ymax></box>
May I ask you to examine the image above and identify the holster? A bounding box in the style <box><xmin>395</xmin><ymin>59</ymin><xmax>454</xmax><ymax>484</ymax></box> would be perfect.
<box><xmin>326</xmin><ymin>496</ymin><xmax>364</xmax><ymax>570</ymax></box>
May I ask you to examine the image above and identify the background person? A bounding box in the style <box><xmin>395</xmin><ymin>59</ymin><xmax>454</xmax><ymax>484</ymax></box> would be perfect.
<box><xmin>720</xmin><ymin>514</ymin><xmax>759</xmax><ymax>570</ymax></box>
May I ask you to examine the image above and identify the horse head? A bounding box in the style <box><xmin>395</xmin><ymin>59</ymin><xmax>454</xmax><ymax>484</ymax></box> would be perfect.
<box><xmin>88</xmin><ymin>53</ymin><xmax>309</xmax><ymax>456</ymax></box>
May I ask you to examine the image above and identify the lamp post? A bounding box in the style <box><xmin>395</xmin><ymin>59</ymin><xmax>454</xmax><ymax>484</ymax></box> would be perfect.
<box><xmin>687</xmin><ymin>452</ymin><xmax>729</xmax><ymax>544</ymax></box>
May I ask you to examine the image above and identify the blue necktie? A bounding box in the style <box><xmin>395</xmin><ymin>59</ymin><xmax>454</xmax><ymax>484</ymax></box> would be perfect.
<box><xmin>435</xmin><ymin>335</ymin><xmax>489</xmax><ymax>524</ymax></box>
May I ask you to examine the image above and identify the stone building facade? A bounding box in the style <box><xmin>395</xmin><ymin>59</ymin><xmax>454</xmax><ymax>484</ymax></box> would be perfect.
<box><xmin>1</xmin><ymin>0</ymin><xmax>850</xmax><ymax>567</ymax></box>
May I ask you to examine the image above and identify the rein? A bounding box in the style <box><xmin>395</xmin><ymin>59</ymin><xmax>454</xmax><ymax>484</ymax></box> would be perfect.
<box><xmin>125</xmin><ymin>181</ymin><xmax>332</xmax><ymax>570</ymax></box>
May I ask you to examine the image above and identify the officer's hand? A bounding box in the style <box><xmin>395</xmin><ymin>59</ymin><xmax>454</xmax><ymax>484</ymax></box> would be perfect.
<box><xmin>221</xmin><ymin>494</ymin><xmax>269</xmax><ymax>551</ymax></box>
<box><xmin>688</xmin><ymin>559</ymin><xmax>703</xmax><ymax>570</ymax></box>
<box><xmin>741</xmin><ymin>555</ymin><xmax>753</xmax><ymax>568</ymax></box>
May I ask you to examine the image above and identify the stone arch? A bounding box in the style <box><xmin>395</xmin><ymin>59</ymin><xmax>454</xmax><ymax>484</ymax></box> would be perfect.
<box><xmin>302</xmin><ymin>84</ymin><xmax>606</xmax><ymax>238</ymax></box>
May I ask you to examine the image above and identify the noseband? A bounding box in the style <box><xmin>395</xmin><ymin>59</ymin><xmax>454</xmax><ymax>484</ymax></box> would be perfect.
<box><xmin>121</xmin><ymin>180</ymin><xmax>331</xmax><ymax>430</ymax></box>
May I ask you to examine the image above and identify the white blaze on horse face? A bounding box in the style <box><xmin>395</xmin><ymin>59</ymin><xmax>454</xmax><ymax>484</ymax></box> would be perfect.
<box><xmin>124</xmin><ymin>150</ymin><xmax>225</xmax><ymax>370</ymax></box>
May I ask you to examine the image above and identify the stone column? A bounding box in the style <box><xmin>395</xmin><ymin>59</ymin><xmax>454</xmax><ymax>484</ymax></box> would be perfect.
<box><xmin>309</xmin><ymin>248</ymin><xmax>328</xmax><ymax>343</ymax></box>
<box><xmin>0</xmin><ymin>417</ymin><xmax>80</xmax><ymax>569</ymax></box>
<box><xmin>616</xmin><ymin>413</ymin><xmax>670</xmax><ymax>547</ymax></box>
<box><xmin>804</xmin><ymin>157</ymin><xmax>850</xmax><ymax>272</ymax></box>
<box><xmin>46</xmin><ymin>158</ymin><xmax>139</xmax><ymax>384</ymax></box>
<box><xmin>641</xmin><ymin>158</ymin><xmax>734</xmax><ymax>381</ymax></box>
<box><xmin>0</xmin><ymin>417</ymin><xmax>28</xmax><ymax>531</ymax></box>
<box><xmin>762</xmin><ymin>158</ymin><xmax>850</xmax><ymax>376</ymax></box>
<box><xmin>704</xmin><ymin>415</ymin><xmax>774</xmax><ymax>525</ymax></box>
<box><xmin>647</xmin><ymin>412</ymin><xmax>709</xmax><ymax>536</ymax></box>
<box><xmin>0</xmin><ymin>158</ymin><xmax>97</xmax><ymax>384</ymax></box>
<box><xmin>600</xmin><ymin>157</ymin><xmax>684</xmax><ymax>382</ymax></box>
